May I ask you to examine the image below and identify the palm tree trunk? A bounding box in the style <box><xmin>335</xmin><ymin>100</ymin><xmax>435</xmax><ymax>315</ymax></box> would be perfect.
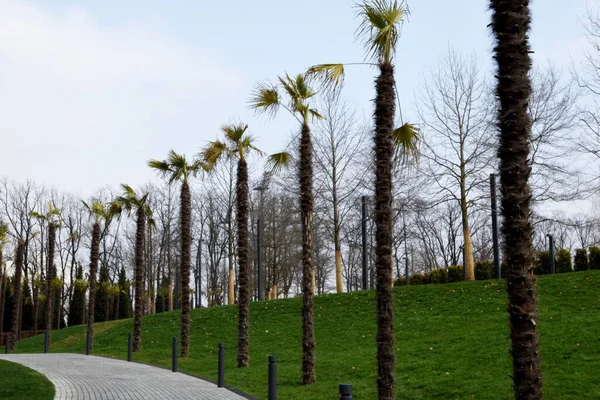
<box><xmin>299</xmin><ymin>122</ymin><xmax>316</xmax><ymax>385</ymax></box>
<box><xmin>180</xmin><ymin>180</ymin><xmax>191</xmax><ymax>358</ymax></box>
<box><xmin>236</xmin><ymin>158</ymin><xmax>250</xmax><ymax>368</ymax></box>
<box><xmin>10</xmin><ymin>242</ymin><xmax>24</xmax><ymax>350</ymax></box>
<box><xmin>87</xmin><ymin>223</ymin><xmax>100</xmax><ymax>347</ymax></box>
<box><xmin>46</xmin><ymin>223</ymin><xmax>56</xmax><ymax>344</ymax></box>
<box><xmin>374</xmin><ymin>61</ymin><xmax>396</xmax><ymax>400</ymax></box>
<box><xmin>134</xmin><ymin>206</ymin><xmax>146</xmax><ymax>351</ymax></box>
<box><xmin>490</xmin><ymin>1</ymin><xmax>542</xmax><ymax>398</ymax></box>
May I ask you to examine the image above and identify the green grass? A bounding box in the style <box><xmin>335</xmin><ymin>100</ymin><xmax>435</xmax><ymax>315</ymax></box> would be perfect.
<box><xmin>15</xmin><ymin>271</ymin><xmax>600</xmax><ymax>399</ymax></box>
<box><xmin>0</xmin><ymin>360</ymin><xmax>55</xmax><ymax>400</ymax></box>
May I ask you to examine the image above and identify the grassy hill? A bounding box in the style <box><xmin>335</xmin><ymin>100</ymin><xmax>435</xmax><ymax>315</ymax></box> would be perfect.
<box><xmin>15</xmin><ymin>271</ymin><xmax>600</xmax><ymax>399</ymax></box>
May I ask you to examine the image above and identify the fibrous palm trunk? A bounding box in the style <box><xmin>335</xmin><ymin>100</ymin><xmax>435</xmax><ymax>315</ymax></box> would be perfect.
<box><xmin>490</xmin><ymin>1</ymin><xmax>542</xmax><ymax>398</ymax></box>
<box><xmin>10</xmin><ymin>242</ymin><xmax>24</xmax><ymax>350</ymax></box>
<box><xmin>237</xmin><ymin>158</ymin><xmax>250</xmax><ymax>368</ymax></box>
<box><xmin>374</xmin><ymin>62</ymin><xmax>396</xmax><ymax>400</ymax></box>
<box><xmin>133</xmin><ymin>206</ymin><xmax>146</xmax><ymax>351</ymax></box>
<box><xmin>180</xmin><ymin>181</ymin><xmax>191</xmax><ymax>357</ymax></box>
<box><xmin>299</xmin><ymin>122</ymin><xmax>316</xmax><ymax>385</ymax></box>
<box><xmin>46</xmin><ymin>223</ymin><xmax>56</xmax><ymax>344</ymax></box>
<box><xmin>87</xmin><ymin>222</ymin><xmax>100</xmax><ymax>348</ymax></box>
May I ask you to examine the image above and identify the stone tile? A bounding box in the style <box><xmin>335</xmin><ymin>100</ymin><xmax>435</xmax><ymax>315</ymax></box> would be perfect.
<box><xmin>0</xmin><ymin>354</ymin><xmax>249</xmax><ymax>400</ymax></box>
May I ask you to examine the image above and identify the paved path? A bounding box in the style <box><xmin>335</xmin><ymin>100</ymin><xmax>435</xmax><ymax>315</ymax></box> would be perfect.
<box><xmin>0</xmin><ymin>353</ymin><xmax>249</xmax><ymax>400</ymax></box>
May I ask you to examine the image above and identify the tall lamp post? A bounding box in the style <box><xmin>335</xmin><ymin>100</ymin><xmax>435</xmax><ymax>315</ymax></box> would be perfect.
<box><xmin>490</xmin><ymin>173</ymin><xmax>501</xmax><ymax>279</ymax></box>
<box><xmin>253</xmin><ymin>185</ymin><xmax>267</xmax><ymax>300</ymax></box>
<box><xmin>402</xmin><ymin>209</ymin><xmax>410</xmax><ymax>286</ymax></box>
<box><xmin>547</xmin><ymin>234</ymin><xmax>555</xmax><ymax>274</ymax></box>
<box><xmin>195</xmin><ymin>236</ymin><xmax>204</xmax><ymax>308</ymax></box>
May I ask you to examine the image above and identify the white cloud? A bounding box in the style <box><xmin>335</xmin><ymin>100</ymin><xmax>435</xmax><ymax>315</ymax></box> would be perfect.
<box><xmin>0</xmin><ymin>0</ymin><xmax>245</xmax><ymax>196</ymax></box>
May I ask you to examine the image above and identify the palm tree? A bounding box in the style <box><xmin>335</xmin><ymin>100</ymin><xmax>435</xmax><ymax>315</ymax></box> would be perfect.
<box><xmin>308</xmin><ymin>2</ymin><xmax>418</xmax><ymax>397</ymax></box>
<box><xmin>112</xmin><ymin>185</ymin><xmax>153</xmax><ymax>352</ymax></box>
<box><xmin>489</xmin><ymin>1</ymin><xmax>542</xmax><ymax>398</ymax></box>
<box><xmin>250</xmin><ymin>73</ymin><xmax>321</xmax><ymax>384</ymax></box>
<box><xmin>9</xmin><ymin>240</ymin><xmax>24</xmax><ymax>350</ymax></box>
<box><xmin>148</xmin><ymin>151</ymin><xmax>204</xmax><ymax>358</ymax></box>
<box><xmin>30</xmin><ymin>202</ymin><xmax>61</xmax><ymax>343</ymax></box>
<box><xmin>202</xmin><ymin>123</ymin><xmax>263</xmax><ymax>368</ymax></box>
<box><xmin>82</xmin><ymin>199</ymin><xmax>115</xmax><ymax>349</ymax></box>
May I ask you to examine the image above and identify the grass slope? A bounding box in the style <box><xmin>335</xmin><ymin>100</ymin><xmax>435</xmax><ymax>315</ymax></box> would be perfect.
<box><xmin>0</xmin><ymin>360</ymin><xmax>55</xmax><ymax>400</ymax></box>
<box><xmin>15</xmin><ymin>271</ymin><xmax>600</xmax><ymax>399</ymax></box>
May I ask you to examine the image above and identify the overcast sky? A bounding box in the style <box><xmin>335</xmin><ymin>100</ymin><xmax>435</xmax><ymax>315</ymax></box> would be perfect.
<box><xmin>0</xmin><ymin>0</ymin><xmax>594</xmax><ymax>199</ymax></box>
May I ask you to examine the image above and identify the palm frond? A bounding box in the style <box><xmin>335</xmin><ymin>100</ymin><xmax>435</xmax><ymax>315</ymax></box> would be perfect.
<box><xmin>121</xmin><ymin>184</ymin><xmax>135</xmax><ymax>198</ymax></box>
<box><xmin>249</xmin><ymin>82</ymin><xmax>280</xmax><ymax>118</ymax></box>
<box><xmin>309</xmin><ymin>108</ymin><xmax>323</xmax><ymax>120</ymax></box>
<box><xmin>167</xmin><ymin>149</ymin><xmax>187</xmax><ymax>170</ymax></box>
<box><xmin>295</xmin><ymin>74</ymin><xmax>310</xmax><ymax>99</ymax></box>
<box><xmin>221</xmin><ymin>123</ymin><xmax>248</xmax><ymax>144</ymax></box>
<box><xmin>29</xmin><ymin>211</ymin><xmax>45</xmax><ymax>220</ymax></box>
<box><xmin>278</xmin><ymin>74</ymin><xmax>300</xmax><ymax>107</ymax></box>
<box><xmin>307</xmin><ymin>63</ymin><xmax>346</xmax><ymax>90</ymax></box>
<box><xmin>109</xmin><ymin>201</ymin><xmax>124</xmax><ymax>218</ymax></box>
<box><xmin>357</xmin><ymin>0</ymin><xmax>407</xmax><ymax>64</ymax></box>
<box><xmin>201</xmin><ymin>140</ymin><xmax>229</xmax><ymax>169</ymax></box>
<box><xmin>267</xmin><ymin>151</ymin><xmax>292</xmax><ymax>174</ymax></box>
<box><xmin>392</xmin><ymin>122</ymin><xmax>420</xmax><ymax>166</ymax></box>
<box><xmin>147</xmin><ymin>159</ymin><xmax>173</xmax><ymax>175</ymax></box>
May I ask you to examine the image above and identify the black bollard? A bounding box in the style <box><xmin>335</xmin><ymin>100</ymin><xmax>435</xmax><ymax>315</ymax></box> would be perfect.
<box><xmin>217</xmin><ymin>343</ymin><xmax>225</xmax><ymax>388</ymax></box>
<box><xmin>86</xmin><ymin>328</ymin><xmax>91</xmax><ymax>355</ymax></box>
<box><xmin>172</xmin><ymin>336</ymin><xmax>178</xmax><ymax>372</ymax></box>
<box><xmin>44</xmin><ymin>331</ymin><xmax>49</xmax><ymax>354</ymax></box>
<box><xmin>4</xmin><ymin>333</ymin><xmax>9</xmax><ymax>354</ymax></box>
<box><xmin>339</xmin><ymin>384</ymin><xmax>353</xmax><ymax>399</ymax></box>
<box><xmin>127</xmin><ymin>333</ymin><xmax>133</xmax><ymax>362</ymax></box>
<box><xmin>268</xmin><ymin>355</ymin><xmax>277</xmax><ymax>400</ymax></box>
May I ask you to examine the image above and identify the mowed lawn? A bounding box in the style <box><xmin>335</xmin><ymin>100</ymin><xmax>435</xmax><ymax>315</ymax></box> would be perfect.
<box><xmin>0</xmin><ymin>360</ymin><xmax>55</xmax><ymax>400</ymax></box>
<box><xmin>15</xmin><ymin>270</ymin><xmax>600</xmax><ymax>399</ymax></box>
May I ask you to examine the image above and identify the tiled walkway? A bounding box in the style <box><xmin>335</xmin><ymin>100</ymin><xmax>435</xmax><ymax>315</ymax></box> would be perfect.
<box><xmin>0</xmin><ymin>353</ymin><xmax>249</xmax><ymax>399</ymax></box>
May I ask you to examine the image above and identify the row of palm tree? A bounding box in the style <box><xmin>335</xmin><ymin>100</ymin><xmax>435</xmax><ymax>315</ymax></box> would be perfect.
<box><xmin>7</xmin><ymin>0</ymin><xmax>539</xmax><ymax>398</ymax></box>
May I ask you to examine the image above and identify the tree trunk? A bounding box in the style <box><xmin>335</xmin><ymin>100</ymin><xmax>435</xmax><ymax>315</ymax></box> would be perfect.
<box><xmin>374</xmin><ymin>62</ymin><xmax>396</xmax><ymax>400</ymax></box>
<box><xmin>88</xmin><ymin>222</ymin><xmax>100</xmax><ymax>348</ymax></box>
<box><xmin>133</xmin><ymin>206</ymin><xmax>146</xmax><ymax>351</ymax></box>
<box><xmin>460</xmin><ymin>142</ymin><xmax>475</xmax><ymax>280</ymax></box>
<box><xmin>236</xmin><ymin>158</ymin><xmax>250</xmax><ymax>368</ymax></box>
<box><xmin>46</xmin><ymin>223</ymin><xmax>56</xmax><ymax>344</ymax></box>
<box><xmin>180</xmin><ymin>181</ymin><xmax>192</xmax><ymax>358</ymax></box>
<box><xmin>0</xmin><ymin>255</ymin><xmax>5</xmax><ymax>335</ymax></box>
<box><xmin>10</xmin><ymin>242</ymin><xmax>24</xmax><ymax>350</ymax></box>
<box><xmin>460</xmin><ymin>194</ymin><xmax>475</xmax><ymax>281</ymax></box>
<box><xmin>299</xmin><ymin>122</ymin><xmax>316</xmax><ymax>385</ymax></box>
<box><xmin>490</xmin><ymin>0</ymin><xmax>542</xmax><ymax>398</ymax></box>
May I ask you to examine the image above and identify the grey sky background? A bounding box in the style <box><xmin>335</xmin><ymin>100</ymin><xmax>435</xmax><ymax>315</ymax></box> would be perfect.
<box><xmin>0</xmin><ymin>0</ymin><xmax>595</xmax><ymax>204</ymax></box>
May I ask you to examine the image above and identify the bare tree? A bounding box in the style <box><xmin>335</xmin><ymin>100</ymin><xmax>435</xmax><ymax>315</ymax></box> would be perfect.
<box><xmin>314</xmin><ymin>92</ymin><xmax>368</xmax><ymax>293</ymax></box>
<box><xmin>528</xmin><ymin>65</ymin><xmax>581</xmax><ymax>203</ymax></box>
<box><xmin>417</xmin><ymin>48</ymin><xmax>494</xmax><ymax>280</ymax></box>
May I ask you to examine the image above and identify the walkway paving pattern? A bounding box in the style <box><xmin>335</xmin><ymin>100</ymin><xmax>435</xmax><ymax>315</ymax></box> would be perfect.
<box><xmin>0</xmin><ymin>353</ymin><xmax>248</xmax><ymax>400</ymax></box>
